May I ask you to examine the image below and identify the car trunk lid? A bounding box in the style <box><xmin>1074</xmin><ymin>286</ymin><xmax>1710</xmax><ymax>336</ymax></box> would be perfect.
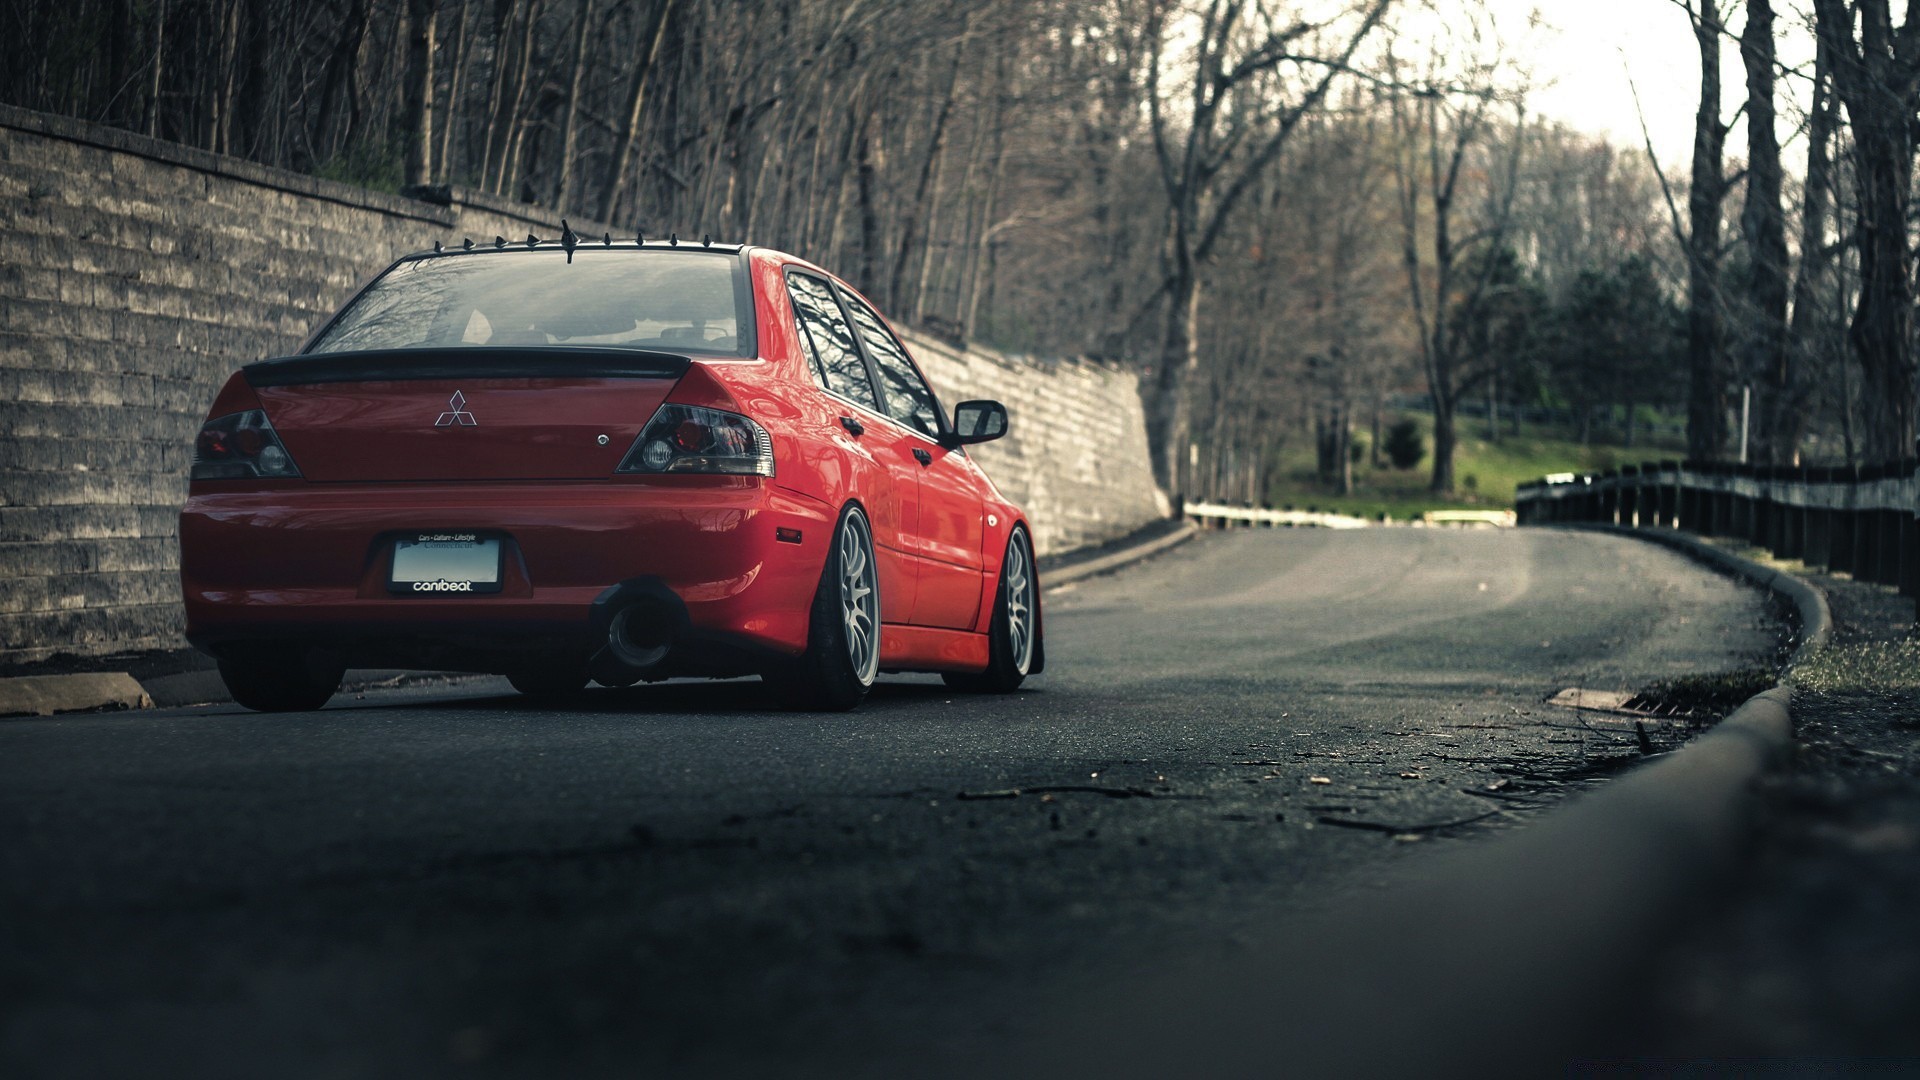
<box><xmin>244</xmin><ymin>347</ymin><xmax>688</xmax><ymax>483</ymax></box>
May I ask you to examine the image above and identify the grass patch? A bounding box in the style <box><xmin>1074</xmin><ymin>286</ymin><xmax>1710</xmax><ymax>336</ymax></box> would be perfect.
<box><xmin>1265</xmin><ymin>414</ymin><xmax>1683</xmax><ymax>520</ymax></box>
<box><xmin>1792</xmin><ymin>641</ymin><xmax>1920</xmax><ymax>694</ymax></box>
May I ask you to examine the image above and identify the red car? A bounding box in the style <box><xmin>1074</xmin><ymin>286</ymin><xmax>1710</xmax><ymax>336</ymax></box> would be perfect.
<box><xmin>179</xmin><ymin>235</ymin><xmax>1042</xmax><ymax>711</ymax></box>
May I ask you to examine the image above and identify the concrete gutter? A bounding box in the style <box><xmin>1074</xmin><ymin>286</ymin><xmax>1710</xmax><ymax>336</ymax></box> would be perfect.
<box><xmin>1041</xmin><ymin>519</ymin><xmax>1199</xmax><ymax>586</ymax></box>
<box><xmin>1024</xmin><ymin>522</ymin><xmax>1830</xmax><ymax>1078</ymax></box>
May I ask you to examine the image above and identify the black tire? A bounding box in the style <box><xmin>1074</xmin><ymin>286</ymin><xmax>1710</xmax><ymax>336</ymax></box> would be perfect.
<box><xmin>944</xmin><ymin>527</ymin><xmax>1039</xmax><ymax>694</ymax></box>
<box><xmin>764</xmin><ymin>504</ymin><xmax>879</xmax><ymax>711</ymax></box>
<box><xmin>217</xmin><ymin>649</ymin><xmax>344</xmax><ymax>713</ymax></box>
<box><xmin>508</xmin><ymin>663</ymin><xmax>589</xmax><ymax>697</ymax></box>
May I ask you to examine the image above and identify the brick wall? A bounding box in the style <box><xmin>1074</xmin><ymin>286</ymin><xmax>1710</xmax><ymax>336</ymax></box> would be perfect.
<box><xmin>0</xmin><ymin>105</ymin><xmax>1164</xmax><ymax>665</ymax></box>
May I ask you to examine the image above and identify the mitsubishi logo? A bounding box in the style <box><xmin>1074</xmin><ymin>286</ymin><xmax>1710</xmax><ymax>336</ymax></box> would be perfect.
<box><xmin>435</xmin><ymin>390</ymin><xmax>477</xmax><ymax>427</ymax></box>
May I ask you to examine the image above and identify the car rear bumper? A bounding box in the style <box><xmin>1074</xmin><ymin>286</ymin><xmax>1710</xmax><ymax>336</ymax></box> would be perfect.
<box><xmin>179</xmin><ymin>478</ymin><xmax>831</xmax><ymax>668</ymax></box>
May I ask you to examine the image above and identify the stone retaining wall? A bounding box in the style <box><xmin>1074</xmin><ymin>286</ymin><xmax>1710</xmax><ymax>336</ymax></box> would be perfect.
<box><xmin>0</xmin><ymin>105</ymin><xmax>1163</xmax><ymax>664</ymax></box>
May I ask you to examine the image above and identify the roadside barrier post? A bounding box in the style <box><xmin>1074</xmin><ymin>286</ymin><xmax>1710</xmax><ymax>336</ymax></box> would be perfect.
<box><xmin>1806</xmin><ymin>468</ymin><xmax>1834</xmax><ymax>568</ymax></box>
<box><xmin>1829</xmin><ymin>467</ymin><xmax>1858</xmax><ymax>575</ymax></box>
<box><xmin>1782</xmin><ymin>466</ymin><xmax>1808</xmax><ymax>560</ymax></box>
<box><xmin>1902</xmin><ymin>490</ymin><xmax>1919</xmax><ymax>599</ymax></box>
<box><xmin>1876</xmin><ymin>503</ymin><xmax>1900</xmax><ymax>587</ymax></box>
<box><xmin>1697</xmin><ymin>467</ymin><xmax>1717</xmax><ymax>536</ymax></box>
<box><xmin>1728</xmin><ymin>463</ymin><xmax>1743</xmax><ymax>534</ymax></box>
<box><xmin>1765</xmin><ymin>467</ymin><xmax>1789</xmax><ymax>553</ymax></box>
<box><xmin>1889</xmin><ymin>462</ymin><xmax>1915</xmax><ymax>595</ymax></box>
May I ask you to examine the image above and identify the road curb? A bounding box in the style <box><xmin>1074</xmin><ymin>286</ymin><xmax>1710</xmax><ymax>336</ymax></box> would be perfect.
<box><xmin>0</xmin><ymin>672</ymin><xmax>153</xmax><ymax>718</ymax></box>
<box><xmin>1040</xmin><ymin>519</ymin><xmax>1199</xmax><ymax>586</ymax></box>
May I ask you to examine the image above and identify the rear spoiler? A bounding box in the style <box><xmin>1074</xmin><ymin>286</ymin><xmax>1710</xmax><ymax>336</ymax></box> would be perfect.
<box><xmin>243</xmin><ymin>346</ymin><xmax>693</xmax><ymax>387</ymax></box>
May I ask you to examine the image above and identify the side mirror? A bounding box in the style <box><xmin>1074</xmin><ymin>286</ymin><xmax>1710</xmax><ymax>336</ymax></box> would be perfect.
<box><xmin>950</xmin><ymin>400</ymin><xmax>1008</xmax><ymax>445</ymax></box>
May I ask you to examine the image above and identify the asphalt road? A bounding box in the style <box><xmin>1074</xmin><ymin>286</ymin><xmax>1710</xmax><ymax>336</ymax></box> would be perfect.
<box><xmin>0</xmin><ymin>528</ymin><xmax>1781</xmax><ymax>1078</ymax></box>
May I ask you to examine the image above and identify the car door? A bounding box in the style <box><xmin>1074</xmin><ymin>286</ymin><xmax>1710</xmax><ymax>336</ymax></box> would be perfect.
<box><xmin>837</xmin><ymin>289</ymin><xmax>985</xmax><ymax>632</ymax></box>
<box><xmin>784</xmin><ymin>271</ymin><xmax>916</xmax><ymax>625</ymax></box>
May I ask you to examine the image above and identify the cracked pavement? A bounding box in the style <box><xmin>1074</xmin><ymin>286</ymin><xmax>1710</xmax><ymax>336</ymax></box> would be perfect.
<box><xmin>0</xmin><ymin>528</ymin><xmax>1780</xmax><ymax>1078</ymax></box>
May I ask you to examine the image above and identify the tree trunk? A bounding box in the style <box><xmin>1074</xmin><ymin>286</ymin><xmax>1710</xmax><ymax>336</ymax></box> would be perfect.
<box><xmin>1815</xmin><ymin>0</ymin><xmax>1920</xmax><ymax>461</ymax></box>
<box><xmin>553</xmin><ymin>0</ymin><xmax>594</xmax><ymax>212</ymax></box>
<box><xmin>1846</xmin><ymin>116</ymin><xmax>1916</xmax><ymax>460</ymax></box>
<box><xmin>1370</xmin><ymin>394</ymin><xmax>1383</xmax><ymax>469</ymax></box>
<box><xmin>1431</xmin><ymin>394</ymin><xmax>1456</xmax><ymax>494</ymax></box>
<box><xmin>478</xmin><ymin>0</ymin><xmax>519</xmax><ymax>192</ymax></box>
<box><xmin>437</xmin><ymin>0</ymin><xmax>471</xmax><ymax>184</ymax></box>
<box><xmin>145</xmin><ymin>0</ymin><xmax>167</xmax><ymax>137</ymax></box>
<box><xmin>1739</xmin><ymin>0</ymin><xmax>1791</xmax><ymax>463</ymax></box>
<box><xmin>891</xmin><ymin>36</ymin><xmax>966</xmax><ymax>313</ymax></box>
<box><xmin>1334</xmin><ymin>402</ymin><xmax>1353</xmax><ymax>495</ymax></box>
<box><xmin>1485</xmin><ymin>368</ymin><xmax>1499</xmax><ymax>442</ymax></box>
<box><xmin>494</xmin><ymin>0</ymin><xmax>543</xmax><ymax>196</ymax></box>
<box><xmin>1146</xmin><ymin>269</ymin><xmax>1200</xmax><ymax>497</ymax></box>
<box><xmin>403</xmin><ymin>0</ymin><xmax>437</xmax><ymax>187</ymax></box>
<box><xmin>1784</xmin><ymin>29</ymin><xmax>1837</xmax><ymax>467</ymax></box>
<box><xmin>598</xmin><ymin>0</ymin><xmax>676</xmax><ymax>224</ymax></box>
<box><xmin>1686</xmin><ymin>0</ymin><xmax>1731</xmax><ymax>461</ymax></box>
<box><xmin>856</xmin><ymin>114</ymin><xmax>885</xmax><ymax>300</ymax></box>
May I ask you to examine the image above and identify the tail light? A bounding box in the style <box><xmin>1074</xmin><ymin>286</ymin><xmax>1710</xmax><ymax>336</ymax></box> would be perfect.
<box><xmin>617</xmin><ymin>404</ymin><xmax>774</xmax><ymax>477</ymax></box>
<box><xmin>192</xmin><ymin>410</ymin><xmax>302</xmax><ymax>480</ymax></box>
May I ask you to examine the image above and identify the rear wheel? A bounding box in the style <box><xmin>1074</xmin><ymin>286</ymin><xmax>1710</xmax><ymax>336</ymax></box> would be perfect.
<box><xmin>217</xmin><ymin>649</ymin><xmax>344</xmax><ymax>712</ymax></box>
<box><xmin>765</xmin><ymin>504</ymin><xmax>880</xmax><ymax>711</ymax></box>
<box><xmin>944</xmin><ymin>527</ymin><xmax>1038</xmax><ymax>693</ymax></box>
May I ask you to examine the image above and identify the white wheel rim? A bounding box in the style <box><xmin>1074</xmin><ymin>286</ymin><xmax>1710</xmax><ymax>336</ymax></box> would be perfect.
<box><xmin>840</xmin><ymin>512</ymin><xmax>880</xmax><ymax>684</ymax></box>
<box><xmin>1006</xmin><ymin>533</ymin><xmax>1035</xmax><ymax>675</ymax></box>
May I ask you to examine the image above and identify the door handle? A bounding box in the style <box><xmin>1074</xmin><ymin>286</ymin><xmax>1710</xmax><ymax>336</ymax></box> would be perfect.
<box><xmin>840</xmin><ymin>415</ymin><xmax>864</xmax><ymax>436</ymax></box>
<box><xmin>912</xmin><ymin>448</ymin><xmax>933</xmax><ymax>466</ymax></box>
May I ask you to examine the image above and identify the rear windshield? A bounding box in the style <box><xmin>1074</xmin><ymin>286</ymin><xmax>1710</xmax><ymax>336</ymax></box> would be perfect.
<box><xmin>307</xmin><ymin>248</ymin><xmax>755</xmax><ymax>357</ymax></box>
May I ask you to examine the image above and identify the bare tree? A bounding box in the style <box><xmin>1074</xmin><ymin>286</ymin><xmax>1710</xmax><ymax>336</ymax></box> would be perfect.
<box><xmin>1386</xmin><ymin>25</ymin><xmax>1529</xmax><ymax>495</ymax></box>
<box><xmin>1811</xmin><ymin>0</ymin><xmax>1920</xmax><ymax>460</ymax></box>
<box><xmin>1684</xmin><ymin>0</ymin><xmax>1733</xmax><ymax>461</ymax></box>
<box><xmin>1738</xmin><ymin>0</ymin><xmax>1792</xmax><ymax>462</ymax></box>
<box><xmin>1140</xmin><ymin>0</ymin><xmax>1392</xmax><ymax>498</ymax></box>
<box><xmin>402</xmin><ymin>0</ymin><xmax>437</xmax><ymax>187</ymax></box>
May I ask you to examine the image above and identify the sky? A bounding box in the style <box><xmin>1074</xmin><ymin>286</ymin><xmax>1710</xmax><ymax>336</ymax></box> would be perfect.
<box><xmin>1480</xmin><ymin>0</ymin><xmax>1819</xmax><ymax>169</ymax></box>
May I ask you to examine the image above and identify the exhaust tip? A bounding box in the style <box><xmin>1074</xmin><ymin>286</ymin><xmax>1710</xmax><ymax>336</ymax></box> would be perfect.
<box><xmin>606</xmin><ymin>601</ymin><xmax>673</xmax><ymax>670</ymax></box>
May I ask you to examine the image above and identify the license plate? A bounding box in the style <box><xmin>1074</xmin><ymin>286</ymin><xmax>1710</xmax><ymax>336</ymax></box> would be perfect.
<box><xmin>388</xmin><ymin>533</ymin><xmax>502</xmax><ymax>594</ymax></box>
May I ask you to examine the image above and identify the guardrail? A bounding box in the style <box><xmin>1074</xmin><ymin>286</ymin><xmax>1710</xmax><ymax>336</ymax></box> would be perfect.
<box><xmin>1516</xmin><ymin>459</ymin><xmax>1919</xmax><ymax>617</ymax></box>
<box><xmin>1185</xmin><ymin>502</ymin><xmax>1373</xmax><ymax>530</ymax></box>
<box><xmin>1184</xmin><ymin>503</ymin><xmax>1518</xmax><ymax>531</ymax></box>
<box><xmin>1422</xmin><ymin>509</ymin><xmax>1517</xmax><ymax>528</ymax></box>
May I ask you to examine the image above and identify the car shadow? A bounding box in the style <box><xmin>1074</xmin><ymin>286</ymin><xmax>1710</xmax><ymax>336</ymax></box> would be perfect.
<box><xmin>336</xmin><ymin>674</ymin><xmax>1035</xmax><ymax>717</ymax></box>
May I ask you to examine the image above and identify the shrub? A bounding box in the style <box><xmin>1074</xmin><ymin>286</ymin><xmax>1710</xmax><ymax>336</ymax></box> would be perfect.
<box><xmin>1385</xmin><ymin>419</ymin><xmax>1424</xmax><ymax>470</ymax></box>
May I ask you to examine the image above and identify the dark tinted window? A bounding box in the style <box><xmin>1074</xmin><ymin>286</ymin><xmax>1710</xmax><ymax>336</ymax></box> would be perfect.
<box><xmin>844</xmin><ymin>293</ymin><xmax>941</xmax><ymax>438</ymax></box>
<box><xmin>787</xmin><ymin>273</ymin><xmax>879</xmax><ymax>412</ymax></box>
<box><xmin>309</xmin><ymin>249</ymin><xmax>751</xmax><ymax>356</ymax></box>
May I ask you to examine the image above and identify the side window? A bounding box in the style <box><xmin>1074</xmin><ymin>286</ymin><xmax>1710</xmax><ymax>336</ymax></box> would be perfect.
<box><xmin>786</xmin><ymin>273</ymin><xmax>879</xmax><ymax>412</ymax></box>
<box><xmin>842</xmin><ymin>293</ymin><xmax>941</xmax><ymax>439</ymax></box>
